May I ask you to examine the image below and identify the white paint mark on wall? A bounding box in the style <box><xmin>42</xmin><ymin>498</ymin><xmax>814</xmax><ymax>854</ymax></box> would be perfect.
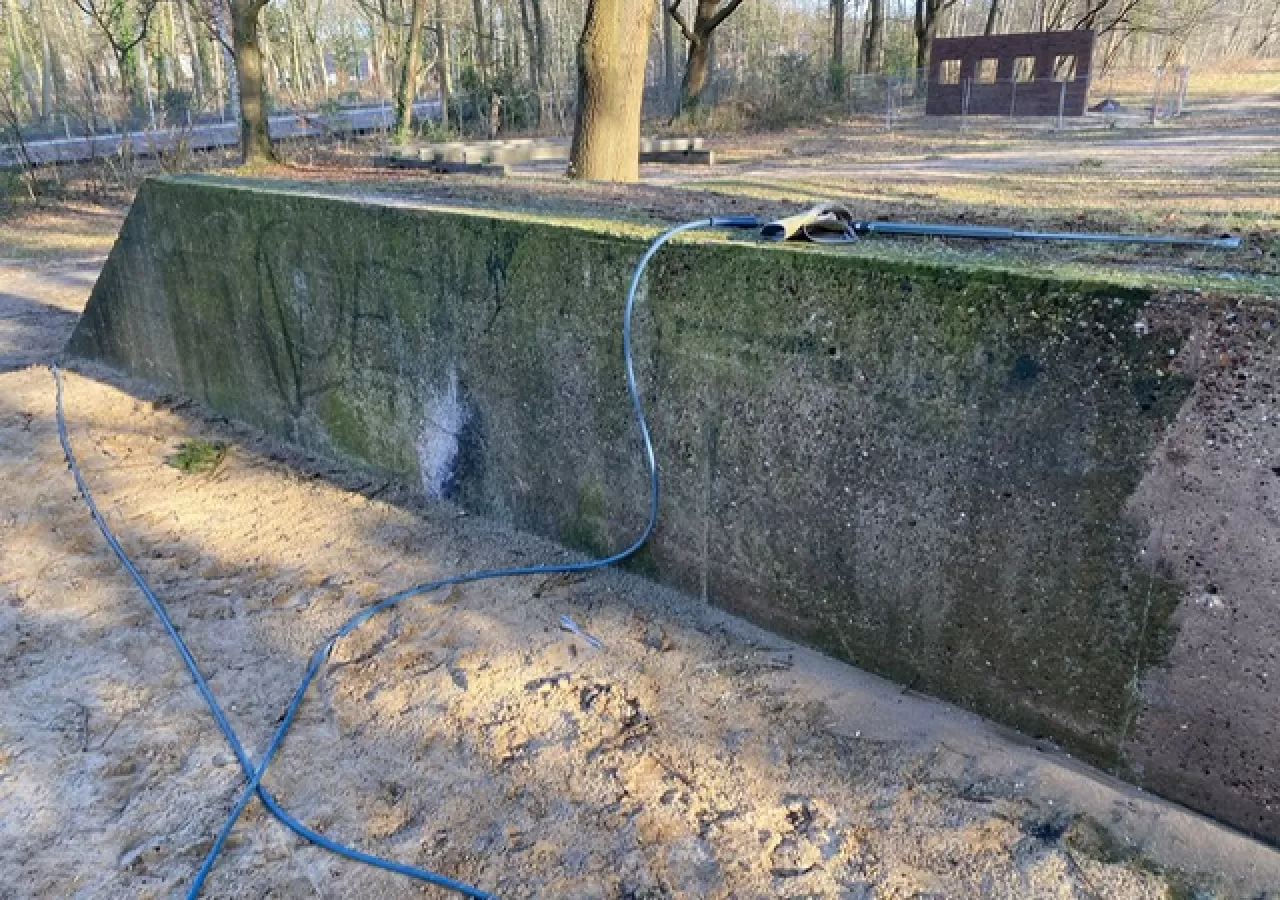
<box><xmin>417</xmin><ymin>366</ymin><xmax>468</xmax><ymax>498</ymax></box>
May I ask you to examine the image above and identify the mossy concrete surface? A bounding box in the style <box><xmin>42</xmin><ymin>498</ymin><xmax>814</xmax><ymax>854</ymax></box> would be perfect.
<box><xmin>72</xmin><ymin>176</ymin><xmax>1208</xmax><ymax>825</ymax></box>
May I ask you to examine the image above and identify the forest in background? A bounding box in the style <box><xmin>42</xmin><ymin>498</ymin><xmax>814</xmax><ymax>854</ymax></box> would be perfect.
<box><xmin>3</xmin><ymin>0</ymin><xmax>1280</xmax><ymax>141</ymax></box>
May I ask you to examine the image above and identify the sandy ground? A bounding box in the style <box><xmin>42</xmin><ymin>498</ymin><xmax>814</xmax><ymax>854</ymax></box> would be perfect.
<box><xmin>3</xmin><ymin>210</ymin><xmax>1280</xmax><ymax>899</ymax></box>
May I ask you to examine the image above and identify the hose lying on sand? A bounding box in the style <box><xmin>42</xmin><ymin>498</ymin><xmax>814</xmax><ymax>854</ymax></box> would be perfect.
<box><xmin>53</xmin><ymin>214</ymin><xmax>761</xmax><ymax>899</ymax></box>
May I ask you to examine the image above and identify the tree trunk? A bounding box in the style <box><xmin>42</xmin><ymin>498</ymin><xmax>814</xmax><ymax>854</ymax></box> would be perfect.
<box><xmin>47</xmin><ymin>0</ymin><xmax>76</xmax><ymax>109</ymax></box>
<box><xmin>830</xmin><ymin>0</ymin><xmax>845</xmax><ymax>98</ymax></box>
<box><xmin>218</xmin><ymin>2</ymin><xmax>239</xmax><ymax>118</ymax></box>
<box><xmin>1256</xmin><ymin>3</ymin><xmax>1280</xmax><ymax>54</ymax></box>
<box><xmin>368</xmin><ymin>18</ymin><xmax>383</xmax><ymax>94</ymax></box>
<box><xmin>661</xmin><ymin>0</ymin><xmax>676</xmax><ymax>112</ymax></box>
<box><xmin>286</xmin><ymin>4</ymin><xmax>308</xmax><ymax>101</ymax></box>
<box><xmin>262</xmin><ymin>26</ymin><xmax>282</xmax><ymax>102</ymax></box>
<box><xmin>682</xmin><ymin>32</ymin><xmax>711</xmax><ymax>106</ymax></box>
<box><xmin>176</xmin><ymin>0</ymin><xmax>205</xmax><ymax>108</ymax></box>
<box><xmin>436</xmin><ymin>6</ymin><xmax>452</xmax><ymax>127</ymax></box>
<box><xmin>862</xmin><ymin>0</ymin><xmax>883</xmax><ymax>74</ymax></box>
<box><xmin>161</xmin><ymin>3</ymin><xmax>177</xmax><ymax>92</ymax></box>
<box><xmin>915</xmin><ymin>0</ymin><xmax>953</xmax><ymax>79</ymax></box>
<box><xmin>531</xmin><ymin>0</ymin><xmax>550</xmax><ymax>120</ymax></box>
<box><xmin>508</xmin><ymin>0</ymin><xmax>521</xmax><ymax>74</ymax></box>
<box><xmin>914</xmin><ymin>0</ymin><xmax>928</xmax><ymax>73</ymax></box>
<box><xmin>471</xmin><ymin>0</ymin><xmax>489</xmax><ymax>78</ymax></box>
<box><xmin>983</xmin><ymin>0</ymin><xmax>1000</xmax><ymax>34</ymax></box>
<box><xmin>117</xmin><ymin>11</ymin><xmax>141</xmax><ymax>114</ymax></box>
<box><xmin>568</xmin><ymin>0</ymin><xmax>653</xmax><ymax>182</ymax></box>
<box><xmin>309</xmin><ymin>10</ymin><xmax>329</xmax><ymax>99</ymax></box>
<box><xmin>518</xmin><ymin>0</ymin><xmax>541</xmax><ymax>92</ymax></box>
<box><xmin>5</xmin><ymin>0</ymin><xmax>40</xmax><ymax>117</ymax></box>
<box><xmin>394</xmin><ymin>0</ymin><xmax>427</xmax><ymax>141</ymax></box>
<box><xmin>39</xmin><ymin>0</ymin><xmax>54</xmax><ymax>121</ymax></box>
<box><xmin>231</xmin><ymin>0</ymin><xmax>276</xmax><ymax>164</ymax></box>
<box><xmin>65</xmin><ymin>2</ymin><xmax>102</xmax><ymax>129</ymax></box>
<box><xmin>677</xmin><ymin>0</ymin><xmax>729</xmax><ymax>110</ymax></box>
<box><xmin>530</xmin><ymin>0</ymin><xmax>548</xmax><ymax>83</ymax></box>
<box><xmin>139</xmin><ymin>36</ymin><xmax>156</xmax><ymax>127</ymax></box>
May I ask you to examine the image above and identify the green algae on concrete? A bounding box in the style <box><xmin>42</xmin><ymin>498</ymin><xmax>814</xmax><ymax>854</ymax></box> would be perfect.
<box><xmin>70</xmin><ymin>175</ymin><xmax>1190</xmax><ymax>778</ymax></box>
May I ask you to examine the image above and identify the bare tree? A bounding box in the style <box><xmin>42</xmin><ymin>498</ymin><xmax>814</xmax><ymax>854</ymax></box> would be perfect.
<box><xmin>1043</xmin><ymin>0</ymin><xmax>1143</xmax><ymax>34</ymax></box>
<box><xmin>37</xmin><ymin>0</ymin><xmax>56</xmax><ymax>120</ymax></box>
<box><xmin>0</xmin><ymin>88</ymin><xmax>38</xmax><ymax>199</ymax></box>
<box><xmin>70</xmin><ymin>0</ymin><xmax>163</xmax><ymax>138</ymax></box>
<box><xmin>471</xmin><ymin>0</ymin><xmax>489</xmax><ymax>76</ymax></box>
<box><xmin>915</xmin><ymin>0</ymin><xmax>958</xmax><ymax>74</ymax></box>
<box><xmin>829</xmin><ymin>0</ymin><xmax>845</xmax><ymax>97</ymax></box>
<box><xmin>0</xmin><ymin>0</ymin><xmax>1272</xmax><ymax>141</ymax></box>
<box><xmin>660</xmin><ymin>0</ymin><xmax>676</xmax><ymax>110</ymax></box>
<box><xmin>667</xmin><ymin>0</ymin><xmax>746</xmax><ymax>111</ymax></box>
<box><xmin>228</xmin><ymin>0</ymin><xmax>276</xmax><ymax>163</ymax></box>
<box><xmin>861</xmin><ymin>0</ymin><xmax>883</xmax><ymax>74</ymax></box>
<box><xmin>435</xmin><ymin>0</ymin><xmax>452</xmax><ymax>125</ymax></box>
<box><xmin>1256</xmin><ymin>0</ymin><xmax>1280</xmax><ymax>53</ymax></box>
<box><xmin>5</xmin><ymin>0</ymin><xmax>41</xmax><ymax>117</ymax></box>
<box><xmin>982</xmin><ymin>0</ymin><xmax>999</xmax><ymax>33</ymax></box>
<box><xmin>518</xmin><ymin>0</ymin><xmax>549</xmax><ymax>118</ymax></box>
<box><xmin>568</xmin><ymin>0</ymin><xmax>653</xmax><ymax>181</ymax></box>
<box><xmin>393</xmin><ymin>0</ymin><xmax>427</xmax><ymax>140</ymax></box>
<box><xmin>175</xmin><ymin>0</ymin><xmax>206</xmax><ymax>108</ymax></box>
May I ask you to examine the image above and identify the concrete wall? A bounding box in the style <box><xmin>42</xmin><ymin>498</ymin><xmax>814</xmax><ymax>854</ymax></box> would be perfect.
<box><xmin>69</xmin><ymin>177</ymin><xmax>1280</xmax><ymax>844</ymax></box>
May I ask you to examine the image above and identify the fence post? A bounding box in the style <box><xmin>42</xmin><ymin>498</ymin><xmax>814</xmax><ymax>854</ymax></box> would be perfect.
<box><xmin>1009</xmin><ymin>76</ymin><xmax>1017</xmax><ymax>118</ymax></box>
<box><xmin>885</xmin><ymin>77</ymin><xmax>893</xmax><ymax>132</ymax></box>
<box><xmin>1150</xmin><ymin>66</ymin><xmax>1165</xmax><ymax>124</ymax></box>
<box><xmin>1056</xmin><ymin>80</ymin><xmax>1066</xmax><ymax>130</ymax></box>
<box><xmin>961</xmin><ymin>78</ymin><xmax>971</xmax><ymax>131</ymax></box>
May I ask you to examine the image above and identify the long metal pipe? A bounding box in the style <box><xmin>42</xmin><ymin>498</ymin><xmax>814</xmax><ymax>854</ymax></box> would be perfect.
<box><xmin>858</xmin><ymin>220</ymin><xmax>1241</xmax><ymax>248</ymax></box>
<box><xmin>761</xmin><ymin>203</ymin><xmax>1241</xmax><ymax>249</ymax></box>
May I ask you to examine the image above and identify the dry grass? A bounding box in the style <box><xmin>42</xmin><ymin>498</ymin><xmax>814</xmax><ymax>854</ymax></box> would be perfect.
<box><xmin>0</xmin><ymin>201</ymin><xmax>127</xmax><ymax>261</ymax></box>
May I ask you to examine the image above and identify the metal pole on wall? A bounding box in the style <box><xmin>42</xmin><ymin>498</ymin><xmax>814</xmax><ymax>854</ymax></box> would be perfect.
<box><xmin>1009</xmin><ymin>76</ymin><xmax>1017</xmax><ymax>118</ymax></box>
<box><xmin>961</xmin><ymin>78</ymin><xmax>970</xmax><ymax>131</ymax></box>
<box><xmin>1149</xmin><ymin>66</ymin><xmax>1165</xmax><ymax>125</ymax></box>
<box><xmin>1056</xmin><ymin>80</ymin><xmax>1066</xmax><ymax>130</ymax></box>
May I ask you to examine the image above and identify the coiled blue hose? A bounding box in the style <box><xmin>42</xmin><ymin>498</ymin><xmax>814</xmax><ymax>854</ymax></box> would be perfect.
<box><xmin>54</xmin><ymin>215</ymin><xmax>761</xmax><ymax>898</ymax></box>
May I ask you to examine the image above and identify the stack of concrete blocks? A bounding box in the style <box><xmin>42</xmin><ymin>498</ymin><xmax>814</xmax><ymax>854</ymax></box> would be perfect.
<box><xmin>384</xmin><ymin>137</ymin><xmax>712</xmax><ymax>175</ymax></box>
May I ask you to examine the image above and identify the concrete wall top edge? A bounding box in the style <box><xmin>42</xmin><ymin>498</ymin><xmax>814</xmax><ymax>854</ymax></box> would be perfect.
<box><xmin>155</xmin><ymin>176</ymin><xmax>1162</xmax><ymax>300</ymax></box>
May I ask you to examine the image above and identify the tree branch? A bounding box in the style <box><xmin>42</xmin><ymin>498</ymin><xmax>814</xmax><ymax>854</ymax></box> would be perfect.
<box><xmin>666</xmin><ymin>0</ymin><xmax>695</xmax><ymax>43</ymax></box>
<box><xmin>190</xmin><ymin>0</ymin><xmax>236</xmax><ymax>58</ymax></box>
<box><xmin>70</xmin><ymin>0</ymin><xmax>159</xmax><ymax>59</ymax></box>
<box><xmin>708</xmin><ymin>0</ymin><xmax>747</xmax><ymax>33</ymax></box>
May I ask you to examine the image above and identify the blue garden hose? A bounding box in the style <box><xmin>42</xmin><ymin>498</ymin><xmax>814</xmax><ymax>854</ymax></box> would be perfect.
<box><xmin>54</xmin><ymin>215</ymin><xmax>761</xmax><ymax>898</ymax></box>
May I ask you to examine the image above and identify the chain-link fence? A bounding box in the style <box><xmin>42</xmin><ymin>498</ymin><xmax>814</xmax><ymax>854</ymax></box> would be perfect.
<box><xmin>434</xmin><ymin>61</ymin><xmax>1266</xmax><ymax>137</ymax></box>
<box><xmin>7</xmin><ymin>55</ymin><xmax>1278</xmax><ymax>171</ymax></box>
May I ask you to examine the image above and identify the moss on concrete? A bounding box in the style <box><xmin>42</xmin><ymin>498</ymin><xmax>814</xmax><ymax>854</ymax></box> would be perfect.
<box><xmin>70</xmin><ymin>175</ymin><xmax>1196</xmax><ymax>777</ymax></box>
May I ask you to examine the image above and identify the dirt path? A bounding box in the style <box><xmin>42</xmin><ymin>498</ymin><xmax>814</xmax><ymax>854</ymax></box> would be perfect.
<box><xmin>641</xmin><ymin>124</ymin><xmax>1280</xmax><ymax>185</ymax></box>
<box><xmin>0</xmin><ymin>256</ymin><xmax>104</xmax><ymax>372</ymax></box>
<box><xmin>2</xmin><ymin>215</ymin><xmax>1279</xmax><ymax>899</ymax></box>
